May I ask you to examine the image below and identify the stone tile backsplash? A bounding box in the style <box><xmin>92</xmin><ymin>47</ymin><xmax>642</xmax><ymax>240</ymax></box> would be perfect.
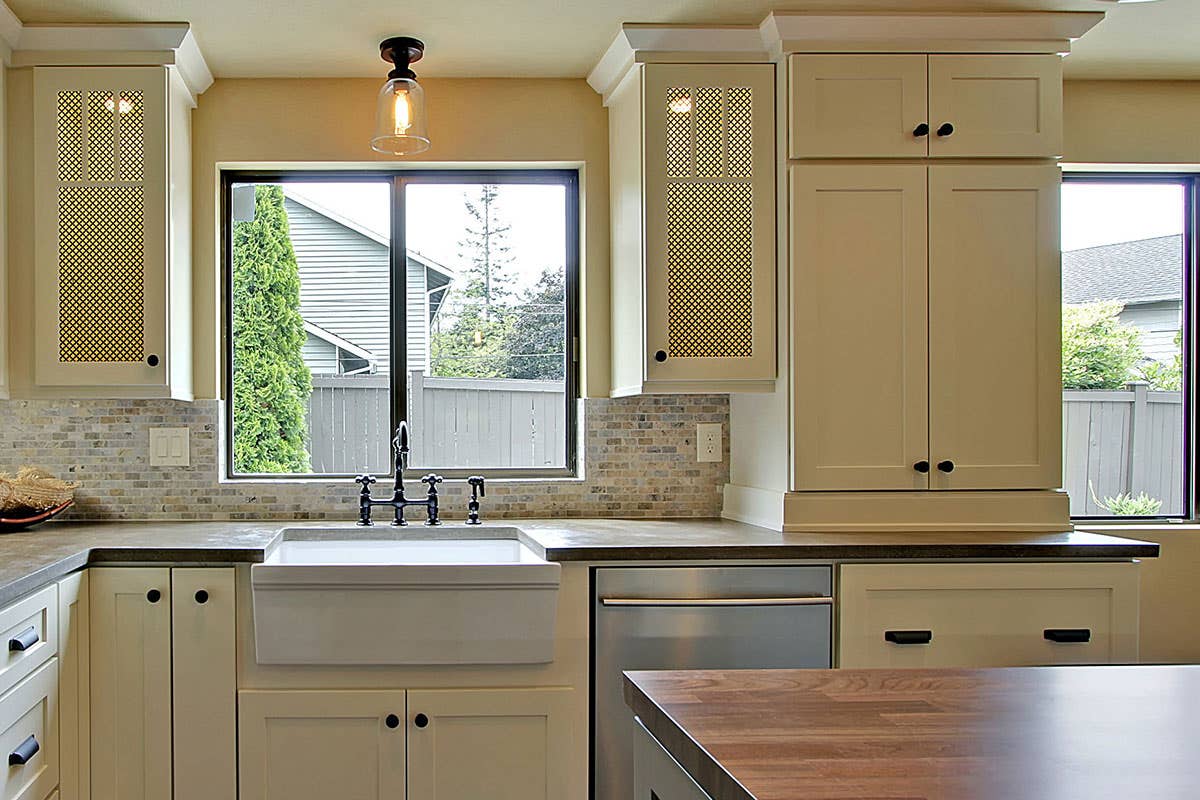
<box><xmin>0</xmin><ymin>395</ymin><xmax>729</xmax><ymax>521</ymax></box>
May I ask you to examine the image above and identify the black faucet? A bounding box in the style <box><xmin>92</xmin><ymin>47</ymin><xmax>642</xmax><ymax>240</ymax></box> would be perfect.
<box><xmin>355</xmin><ymin>421</ymin><xmax>443</xmax><ymax>527</ymax></box>
<box><xmin>465</xmin><ymin>476</ymin><xmax>486</xmax><ymax>525</ymax></box>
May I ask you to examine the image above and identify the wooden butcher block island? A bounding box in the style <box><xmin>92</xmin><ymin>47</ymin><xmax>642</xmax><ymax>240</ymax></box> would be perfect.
<box><xmin>625</xmin><ymin>666</ymin><xmax>1200</xmax><ymax>800</ymax></box>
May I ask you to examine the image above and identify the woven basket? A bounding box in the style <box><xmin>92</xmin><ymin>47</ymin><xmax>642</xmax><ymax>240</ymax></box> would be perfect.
<box><xmin>0</xmin><ymin>468</ymin><xmax>76</xmax><ymax>513</ymax></box>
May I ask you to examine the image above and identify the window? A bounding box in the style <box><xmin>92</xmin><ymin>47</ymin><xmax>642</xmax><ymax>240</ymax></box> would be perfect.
<box><xmin>224</xmin><ymin>170</ymin><xmax>579</xmax><ymax>479</ymax></box>
<box><xmin>1061</xmin><ymin>174</ymin><xmax>1197</xmax><ymax>518</ymax></box>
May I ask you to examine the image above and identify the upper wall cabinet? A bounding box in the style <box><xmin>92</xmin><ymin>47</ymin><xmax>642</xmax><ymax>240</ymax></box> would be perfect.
<box><xmin>789</xmin><ymin>54</ymin><xmax>1062</xmax><ymax>160</ymax></box>
<box><xmin>609</xmin><ymin>63</ymin><xmax>776</xmax><ymax>397</ymax></box>
<box><xmin>33</xmin><ymin>67</ymin><xmax>192</xmax><ymax>399</ymax></box>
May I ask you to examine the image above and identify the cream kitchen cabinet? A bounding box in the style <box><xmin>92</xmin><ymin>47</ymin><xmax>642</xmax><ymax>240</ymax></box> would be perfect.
<box><xmin>791</xmin><ymin>163</ymin><xmax>1061</xmax><ymax>491</ymax></box>
<box><xmin>89</xmin><ymin>567</ymin><xmax>235</xmax><ymax>800</ymax></box>
<box><xmin>32</xmin><ymin>66</ymin><xmax>192</xmax><ymax>399</ymax></box>
<box><xmin>57</xmin><ymin>572</ymin><xmax>88</xmax><ymax>800</ymax></box>
<box><xmin>608</xmin><ymin>62</ymin><xmax>776</xmax><ymax>396</ymax></box>
<box><xmin>838</xmin><ymin>562</ymin><xmax>1139</xmax><ymax>668</ymax></box>
<box><xmin>0</xmin><ymin>659</ymin><xmax>59</xmax><ymax>800</ymax></box>
<box><xmin>788</xmin><ymin>54</ymin><xmax>1062</xmax><ymax>159</ymax></box>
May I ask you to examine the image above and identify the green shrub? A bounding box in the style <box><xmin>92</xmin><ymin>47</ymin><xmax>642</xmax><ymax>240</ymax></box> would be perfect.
<box><xmin>1062</xmin><ymin>301</ymin><xmax>1144</xmax><ymax>390</ymax></box>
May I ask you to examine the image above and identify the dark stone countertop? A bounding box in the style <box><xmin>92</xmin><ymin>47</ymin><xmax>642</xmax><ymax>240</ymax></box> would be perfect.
<box><xmin>0</xmin><ymin>518</ymin><xmax>1158</xmax><ymax>607</ymax></box>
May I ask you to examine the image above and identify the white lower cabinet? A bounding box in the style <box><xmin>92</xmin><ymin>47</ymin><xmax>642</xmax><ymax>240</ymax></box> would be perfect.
<box><xmin>407</xmin><ymin>688</ymin><xmax>573</xmax><ymax>800</ymax></box>
<box><xmin>239</xmin><ymin>687</ymin><xmax>574</xmax><ymax>800</ymax></box>
<box><xmin>238</xmin><ymin>690</ymin><xmax>408</xmax><ymax>800</ymax></box>
<box><xmin>838</xmin><ymin>562</ymin><xmax>1140</xmax><ymax>668</ymax></box>
<box><xmin>0</xmin><ymin>659</ymin><xmax>59</xmax><ymax>800</ymax></box>
<box><xmin>632</xmin><ymin>719</ymin><xmax>711</xmax><ymax>800</ymax></box>
<box><xmin>57</xmin><ymin>572</ymin><xmax>88</xmax><ymax>800</ymax></box>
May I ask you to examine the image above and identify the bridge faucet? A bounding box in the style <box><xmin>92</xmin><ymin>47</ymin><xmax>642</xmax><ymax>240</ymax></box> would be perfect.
<box><xmin>355</xmin><ymin>421</ymin><xmax>443</xmax><ymax>526</ymax></box>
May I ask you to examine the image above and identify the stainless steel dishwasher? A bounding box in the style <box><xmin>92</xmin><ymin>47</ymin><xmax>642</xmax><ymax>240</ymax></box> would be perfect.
<box><xmin>592</xmin><ymin>565</ymin><xmax>832</xmax><ymax>800</ymax></box>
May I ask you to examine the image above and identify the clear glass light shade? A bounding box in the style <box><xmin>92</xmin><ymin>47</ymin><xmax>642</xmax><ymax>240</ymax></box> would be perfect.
<box><xmin>371</xmin><ymin>77</ymin><xmax>430</xmax><ymax>155</ymax></box>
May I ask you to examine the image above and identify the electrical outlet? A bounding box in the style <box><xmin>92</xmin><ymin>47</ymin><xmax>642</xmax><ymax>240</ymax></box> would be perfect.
<box><xmin>149</xmin><ymin>427</ymin><xmax>190</xmax><ymax>467</ymax></box>
<box><xmin>697</xmin><ymin>423</ymin><xmax>722</xmax><ymax>463</ymax></box>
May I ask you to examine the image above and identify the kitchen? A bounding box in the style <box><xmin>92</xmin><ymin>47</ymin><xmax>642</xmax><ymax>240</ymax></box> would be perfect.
<box><xmin>0</xmin><ymin>0</ymin><xmax>1197</xmax><ymax>799</ymax></box>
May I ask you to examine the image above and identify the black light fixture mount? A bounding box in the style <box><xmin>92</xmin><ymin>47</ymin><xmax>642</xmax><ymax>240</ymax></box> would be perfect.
<box><xmin>380</xmin><ymin>36</ymin><xmax>424</xmax><ymax>79</ymax></box>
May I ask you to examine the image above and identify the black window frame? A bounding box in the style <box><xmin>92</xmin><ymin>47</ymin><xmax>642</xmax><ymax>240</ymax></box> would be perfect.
<box><xmin>1062</xmin><ymin>171</ymin><xmax>1199</xmax><ymax>521</ymax></box>
<box><xmin>221</xmin><ymin>168</ymin><xmax>581</xmax><ymax>482</ymax></box>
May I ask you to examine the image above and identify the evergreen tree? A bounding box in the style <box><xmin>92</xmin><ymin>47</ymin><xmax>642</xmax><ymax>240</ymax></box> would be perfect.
<box><xmin>231</xmin><ymin>185</ymin><xmax>312</xmax><ymax>473</ymax></box>
<box><xmin>460</xmin><ymin>185</ymin><xmax>515</xmax><ymax>316</ymax></box>
<box><xmin>500</xmin><ymin>268</ymin><xmax>566</xmax><ymax>380</ymax></box>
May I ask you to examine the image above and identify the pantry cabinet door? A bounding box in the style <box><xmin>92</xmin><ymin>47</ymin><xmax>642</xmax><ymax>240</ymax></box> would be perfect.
<box><xmin>642</xmin><ymin>63</ymin><xmax>776</xmax><ymax>390</ymax></box>
<box><xmin>789</xmin><ymin>54</ymin><xmax>929</xmax><ymax>158</ymax></box>
<box><xmin>89</xmin><ymin>568</ymin><xmax>172</xmax><ymax>800</ymax></box>
<box><xmin>239</xmin><ymin>690</ymin><xmax>407</xmax><ymax>800</ymax></box>
<box><xmin>406</xmin><ymin>688</ymin><xmax>574</xmax><ymax>800</ymax></box>
<box><xmin>928</xmin><ymin>165</ymin><xmax>1062</xmax><ymax>490</ymax></box>
<box><xmin>33</xmin><ymin>67</ymin><xmax>168</xmax><ymax>388</ymax></box>
<box><xmin>928</xmin><ymin>55</ymin><xmax>1062</xmax><ymax>158</ymax></box>
<box><xmin>791</xmin><ymin>164</ymin><xmax>930</xmax><ymax>490</ymax></box>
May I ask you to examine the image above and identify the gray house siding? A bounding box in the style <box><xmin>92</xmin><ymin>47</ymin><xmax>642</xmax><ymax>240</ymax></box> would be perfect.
<box><xmin>284</xmin><ymin>195</ymin><xmax>433</xmax><ymax>375</ymax></box>
<box><xmin>302</xmin><ymin>334</ymin><xmax>339</xmax><ymax>374</ymax></box>
<box><xmin>1121</xmin><ymin>301</ymin><xmax>1181</xmax><ymax>363</ymax></box>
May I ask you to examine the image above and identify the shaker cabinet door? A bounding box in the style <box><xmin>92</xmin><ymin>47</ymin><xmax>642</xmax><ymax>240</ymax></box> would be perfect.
<box><xmin>791</xmin><ymin>164</ymin><xmax>930</xmax><ymax>490</ymax></box>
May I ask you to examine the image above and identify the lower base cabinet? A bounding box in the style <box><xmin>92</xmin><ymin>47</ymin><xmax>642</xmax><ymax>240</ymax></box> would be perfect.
<box><xmin>632</xmin><ymin>719</ymin><xmax>712</xmax><ymax>800</ymax></box>
<box><xmin>239</xmin><ymin>687</ymin><xmax>574</xmax><ymax>800</ymax></box>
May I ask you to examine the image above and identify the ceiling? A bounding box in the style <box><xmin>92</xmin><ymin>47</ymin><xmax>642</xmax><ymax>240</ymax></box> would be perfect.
<box><xmin>7</xmin><ymin>0</ymin><xmax>1200</xmax><ymax>80</ymax></box>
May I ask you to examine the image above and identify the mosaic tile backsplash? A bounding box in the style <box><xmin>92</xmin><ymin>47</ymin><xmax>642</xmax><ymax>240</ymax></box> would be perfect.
<box><xmin>0</xmin><ymin>396</ymin><xmax>729</xmax><ymax>520</ymax></box>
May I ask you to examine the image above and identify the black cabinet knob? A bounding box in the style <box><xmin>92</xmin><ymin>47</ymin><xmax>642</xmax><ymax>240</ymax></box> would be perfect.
<box><xmin>8</xmin><ymin>626</ymin><xmax>39</xmax><ymax>652</ymax></box>
<box><xmin>654</xmin><ymin>350</ymin><xmax>667</xmax><ymax>363</ymax></box>
<box><xmin>936</xmin><ymin>122</ymin><xmax>955</xmax><ymax>137</ymax></box>
<box><xmin>885</xmin><ymin>630</ymin><xmax>933</xmax><ymax>645</ymax></box>
<box><xmin>912</xmin><ymin>122</ymin><xmax>930</xmax><ymax>137</ymax></box>
<box><xmin>9</xmin><ymin>734</ymin><xmax>39</xmax><ymax>766</ymax></box>
<box><xmin>146</xmin><ymin>589</ymin><xmax>161</xmax><ymax>603</ymax></box>
<box><xmin>194</xmin><ymin>590</ymin><xmax>209</xmax><ymax>605</ymax></box>
<box><xmin>146</xmin><ymin>354</ymin><xmax>160</xmax><ymax>367</ymax></box>
<box><xmin>1044</xmin><ymin>628</ymin><xmax>1091</xmax><ymax>644</ymax></box>
<box><xmin>913</xmin><ymin>460</ymin><xmax>931</xmax><ymax>474</ymax></box>
<box><xmin>414</xmin><ymin>713</ymin><xmax>430</xmax><ymax>729</ymax></box>
<box><xmin>385</xmin><ymin>714</ymin><xmax>400</xmax><ymax>729</ymax></box>
<box><xmin>936</xmin><ymin>460</ymin><xmax>955</xmax><ymax>473</ymax></box>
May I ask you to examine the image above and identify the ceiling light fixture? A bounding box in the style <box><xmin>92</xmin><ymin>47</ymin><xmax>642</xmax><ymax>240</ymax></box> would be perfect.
<box><xmin>370</xmin><ymin>36</ymin><xmax>431</xmax><ymax>156</ymax></box>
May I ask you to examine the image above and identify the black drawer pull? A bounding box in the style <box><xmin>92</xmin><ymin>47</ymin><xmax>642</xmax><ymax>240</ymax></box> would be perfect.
<box><xmin>9</xmin><ymin>734</ymin><xmax>39</xmax><ymax>766</ymax></box>
<box><xmin>937</xmin><ymin>122</ymin><xmax>955</xmax><ymax>137</ymax></box>
<box><xmin>8</xmin><ymin>626</ymin><xmax>39</xmax><ymax>651</ymax></box>
<box><xmin>885</xmin><ymin>630</ymin><xmax>932</xmax><ymax>645</ymax></box>
<box><xmin>912</xmin><ymin>122</ymin><xmax>930</xmax><ymax>137</ymax></box>
<box><xmin>1044</xmin><ymin>628</ymin><xmax>1091</xmax><ymax>644</ymax></box>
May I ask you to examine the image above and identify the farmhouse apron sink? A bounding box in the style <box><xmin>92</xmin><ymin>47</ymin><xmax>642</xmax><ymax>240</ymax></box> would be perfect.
<box><xmin>251</xmin><ymin>527</ymin><xmax>561</xmax><ymax>665</ymax></box>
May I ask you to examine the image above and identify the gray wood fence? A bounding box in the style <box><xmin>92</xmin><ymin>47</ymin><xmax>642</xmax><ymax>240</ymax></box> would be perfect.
<box><xmin>1063</xmin><ymin>382</ymin><xmax>1183</xmax><ymax>516</ymax></box>
<box><xmin>306</xmin><ymin>371</ymin><xmax>566</xmax><ymax>474</ymax></box>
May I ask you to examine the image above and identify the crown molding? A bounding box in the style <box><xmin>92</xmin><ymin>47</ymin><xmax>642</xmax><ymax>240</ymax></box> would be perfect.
<box><xmin>0</xmin><ymin>11</ymin><xmax>213</xmax><ymax>102</ymax></box>
<box><xmin>589</xmin><ymin>10</ymin><xmax>1107</xmax><ymax>100</ymax></box>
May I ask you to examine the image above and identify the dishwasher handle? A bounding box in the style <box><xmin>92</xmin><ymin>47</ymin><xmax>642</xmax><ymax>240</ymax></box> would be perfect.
<box><xmin>599</xmin><ymin>596</ymin><xmax>833</xmax><ymax>607</ymax></box>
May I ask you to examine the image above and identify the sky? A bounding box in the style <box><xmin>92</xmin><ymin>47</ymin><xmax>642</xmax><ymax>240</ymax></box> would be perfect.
<box><xmin>1061</xmin><ymin>182</ymin><xmax>1185</xmax><ymax>251</ymax></box>
<box><xmin>281</xmin><ymin>181</ymin><xmax>567</xmax><ymax>295</ymax></box>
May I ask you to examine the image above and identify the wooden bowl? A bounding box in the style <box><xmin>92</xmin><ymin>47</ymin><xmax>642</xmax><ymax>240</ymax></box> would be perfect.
<box><xmin>0</xmin><ymin>500</ymin><xmax>74</xmax><ymax>533</ymax></box>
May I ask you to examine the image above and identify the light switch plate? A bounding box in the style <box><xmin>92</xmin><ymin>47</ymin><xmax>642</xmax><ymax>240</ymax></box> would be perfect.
<box><xmin>149</xmin><ymin>427</ymin><xmax>190</xmax><ymax>467</ymax></box>
<box><xmin>697</xmin><ymin>423</ymin><xmax>722</xmax><ymax>463</ymax></box>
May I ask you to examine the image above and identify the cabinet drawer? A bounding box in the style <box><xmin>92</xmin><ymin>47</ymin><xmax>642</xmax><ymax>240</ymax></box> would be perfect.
<box><xmin>0</xmin><ymin>659</ymin><xmax>59</xmax><ymax>800</ymax></box>
<box><xmin>0</xmin><ymin>586</ymin><xmax>58</xmax><ymax>699</ymax></box>
<box><xmin>838</xmin><ymin>563</ymin><xmax>1139</xmax><ymax>668</ymax></box>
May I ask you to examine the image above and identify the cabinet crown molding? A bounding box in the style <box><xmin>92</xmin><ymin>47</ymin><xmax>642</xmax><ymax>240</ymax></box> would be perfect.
<box><xmin>588</xmin><ymin>10</ymin><xmax>1105</xmax><ymax>101</ymax></box>
<box><xmin>0</xmin><ymin>17</ymin><xmax>212</xmax><ymax>103</ymax></box>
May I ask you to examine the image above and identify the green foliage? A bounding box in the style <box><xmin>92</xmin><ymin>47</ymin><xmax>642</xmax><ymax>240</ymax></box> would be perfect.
<box><xmin>1136</xmin><ymin>330</ymin><xmax>1182</xmax><ymax>391</ymax></box>
<box><xmin>1089</xmin><ymin>482</ymin><xmax>1163</xmax><ymax>516</ymax></box>
<box><xmin>500</xmin><ymin>268</ymin><xmax>566</xmax><ymax>381</ymax></box>
<box><xmin>231</xmin><ymin>185</ymin><xmax>312</xmax><ymax>473</ymax></box>
<box><xmin>1062</xmin><ymin>301</ymin><xmax>1144</xmax><ymax>390</ymax></box>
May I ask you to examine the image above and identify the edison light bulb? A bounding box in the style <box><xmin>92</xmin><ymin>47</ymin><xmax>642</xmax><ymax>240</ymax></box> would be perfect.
<box><xmin>371</xmin><ymin>76</ymin><xmax>430</xmax><ymax>155</ymax></box>
<box><xmin>393</xmin><ymin>88</ymin><xmax>412</xmax><ymax>135</ymax></box>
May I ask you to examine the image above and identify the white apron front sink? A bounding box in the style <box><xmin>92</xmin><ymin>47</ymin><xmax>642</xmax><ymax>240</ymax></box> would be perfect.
<box><xmin>251</xmin><ymin>527</ymin><xmax>561</xmax><ymax>666</ymax></box>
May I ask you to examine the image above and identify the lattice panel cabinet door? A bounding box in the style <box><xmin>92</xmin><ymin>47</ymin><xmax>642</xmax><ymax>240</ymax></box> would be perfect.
<box><xmin>33</xmin><ymin>67</ymin><xmax>170</xmax><ymax>392</ymax></box>
<box><xmin>642</xmin><ymin>64</ymin><xmax>776</xmax><ymax>391</ymax></box>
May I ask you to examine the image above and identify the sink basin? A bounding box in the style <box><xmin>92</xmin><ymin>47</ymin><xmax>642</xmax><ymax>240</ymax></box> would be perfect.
<box><xmin>250</xmin><ymin>527</ymin><xmax>561</xmax><ymax>666</ymax></box>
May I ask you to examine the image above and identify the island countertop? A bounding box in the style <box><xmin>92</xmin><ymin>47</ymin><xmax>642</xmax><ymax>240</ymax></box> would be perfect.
<box><xmin>625</xmin><ymin>666</ymin><xmax>1200</xmax><ymax>800</ymax></box>
<box><xmin>0</xmin><ymin>518</ymin><xmax>1157</xmax><ymax>607</ymax></box>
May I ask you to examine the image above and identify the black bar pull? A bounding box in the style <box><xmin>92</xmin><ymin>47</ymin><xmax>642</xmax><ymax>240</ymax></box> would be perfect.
<box><xmin>885</xmin><ymin>630</ymin><xmax>933</xmax><ymax>645</ymax></box>
<box><xmin>9</xmin><ymin>734</ymin><xmax>39</xmax><ymax>766</ymax></box>
<box><xmin>1044</xmin><ymin>628</ymin><xmax>1091</xmax><ymax>644</ymax></box>
<box><xmin>8</xmin><ymin>626</ymin><xmax>39</xmax><ymax>651</ymax></box>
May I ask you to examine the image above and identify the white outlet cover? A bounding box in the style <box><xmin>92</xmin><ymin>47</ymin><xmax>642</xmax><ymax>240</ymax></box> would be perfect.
<box><xmin>149</xmin><ymin>427</ymin><xmax>190</xmax><ymax>467</ymax></box>
<box><xmin>697</xmin><ymin>423</ymin><xmax>722</xmax><ymax>463</ymax></box>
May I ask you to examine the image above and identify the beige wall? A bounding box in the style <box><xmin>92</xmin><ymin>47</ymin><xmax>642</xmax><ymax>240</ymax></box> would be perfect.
<box><xmin>191</xmin><ymin>77</ymin><xmax>610</xmax><ymax>399</ymax></box>
<box><xmin>1063</xmin><ymin>80</ymin><xmax>1200</xmax><ymax>165</ymax></box>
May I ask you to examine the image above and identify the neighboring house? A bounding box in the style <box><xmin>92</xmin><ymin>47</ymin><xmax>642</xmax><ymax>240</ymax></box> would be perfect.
<box><xmin>283</xmin><ymin>191</ymin><xmax>453</xmax><ymax>375</ymax></box>
<box><xmin>1062</xmin><ymin>234</ymin><xmax>1182</xmax><ymax>362</ymax></box>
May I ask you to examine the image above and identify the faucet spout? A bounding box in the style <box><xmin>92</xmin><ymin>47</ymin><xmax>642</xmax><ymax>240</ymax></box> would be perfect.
<box><xmin>393</xmin><ymin>421</ymin><xmax>411</xmax><ymax>479</ymax></box>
